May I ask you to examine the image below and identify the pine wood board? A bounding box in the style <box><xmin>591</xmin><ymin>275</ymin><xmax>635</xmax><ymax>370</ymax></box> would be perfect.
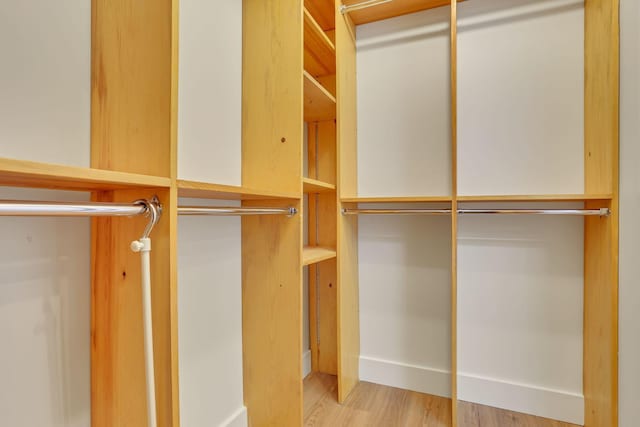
<box><xmin>178</xmin><ymin>180</ymin><xmax>299</xmax><ymax>200</ymax></box>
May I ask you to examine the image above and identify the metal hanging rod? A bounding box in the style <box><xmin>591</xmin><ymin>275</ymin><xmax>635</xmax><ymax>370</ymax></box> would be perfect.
<box><xmin>458</xmin><ymin>208</ymin><xmax>611</xmax><ymax>216</ymax></box>
<box><xmin>340</xmin><ymin>0</ymin><xmax>394</xmax><ymax>14</ymax></box>
<box><xmin>178</xmin><ymin>206</ymin><xmax>298</xmax><ymax>217</ymax></box>
<box><xmin>342</xmin><ymin>208</ymin><xmax>452</xmax><ymax>215</ymax></box>
<box><xmin>342</xmin><ymin>208</ymin><xmax>611</xmax><ymax>216</ymax></box>
<box><xmin>0</xmin><ymin>199</ymin><xmax>150</xmax><ymax>217</ymax></box>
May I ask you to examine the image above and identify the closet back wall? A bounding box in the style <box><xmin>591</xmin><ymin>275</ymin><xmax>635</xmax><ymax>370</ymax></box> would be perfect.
<box><xmin>0</xmin><ymin>2</ymin><xmax>92</xmax><ymax>425</ymax></box>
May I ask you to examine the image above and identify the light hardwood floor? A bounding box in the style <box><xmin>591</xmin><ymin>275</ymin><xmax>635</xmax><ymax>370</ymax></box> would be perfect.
<box><xmin>303</xmin><ymin>373</ymin><xmax>580</xmax><ymax>427</ymax></box>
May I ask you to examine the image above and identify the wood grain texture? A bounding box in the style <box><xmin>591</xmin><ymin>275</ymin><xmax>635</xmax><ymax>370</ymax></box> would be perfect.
<box><xmin>177</xmin><ymin>180</ymin><xmax>299</xmax><ymax>200</ymax></box>
<box><xmin>458</xmin><ymin>194</ymin><xmax>613</xmax><ymax>202</ymax></box>
<box><xmin>0</xmin><ymin>157</ymin><xmax>171</xmax><ymax>191</ymax></box>
<box><xmin>91</xmin><ymin>0</ymin><xmax>172</xmax><ymax>177</ymax></box>
<box><xmin>458</xmin><ymin>401</ymin><xmax>581</xmax><ymax>427</ymax></box>
<box><xmin>450</xmin><ymin>0</ymin><xmax>458</xmax><ymax>425</ymax></box>
<box><xmin>308</xmin><ymin>121</ymin><xmax>338</xmax><ymax>185</ymax></box>
<box><xmin>91</xmin><ymin>188</ymin><xmax>177</xmax><ymax>427</ymax></box>
<box><xmin>305</xmin><ymin>8</ymin><xmax>337</xmax><ymax>78</ymax></box>
<box><xmin>583</xmin><ymin>1</ymin><xmax>619</xmax><ymax>426</ymax></box>
<box><xmin>304</xmin><ymin>246</ymin><xmax>338</xmax><ymax>265</ymax></box>
<box><xmin>242</xmin><ymin>0</ymin><xmax>303</xmax><ymax>194</ymax></box>
<box><xmin>304</xmin><ymin>178</ymin><xmax>337</xmax><ymax>193</ymax></box>
<box><xmin>342</xmin><ymin>196</ymin><xmax>452</xmax><ymax>203</ymax></box>
<box><xmin>242</xmin><ymin>199</ymin><xmax>303</xmax><ymax>426</ymax></box>
<box><xmin>335</xmin><ymin>2</ymin><xmax>360</xmax><ymax>403</ymax></box>
<box><xmin>342</xmin><ymin>0</ymin><xmax>463</xmax><ymax>26</ymax></box>
<box><xmin>305</xmin><ymin>0</ymin><xmax>336</xmax><ymax>31</ymax></box>
<box><xmin>304</xmin><ymin>373</ymin><xmax>452</xmax><ymax>426</ymax></box>
<box><xmin>305</xmin><ymin>72</ymin><xmax>338</xmax><ymax>122</ymax></box>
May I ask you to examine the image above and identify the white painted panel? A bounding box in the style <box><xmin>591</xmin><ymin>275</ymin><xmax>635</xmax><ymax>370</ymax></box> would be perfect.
<box><xmin>457</xmin><ymin>0</ymin><xmax>584</xmax><ymax>195</ymax></box>
<box><xmin>0</xmin><ymin>187</ymin><xmax>90</xmax><ymax>427</ymax></box>
<box><xmin>619</xmin><ymin>0</ymin><xmax>640</xmax><ymax>425</ymax></box>
<box><xmin>457</xmin><ymin>204</ymin><xmax>583</xmax><ymax>422</ymax></box>
<box><xmin>178</xmin><ymin>199</ymin><xmax>245</xmax><ymax>427</ymax></box>
<box><xmin>356</xmin><ymin>8</ymin><xmax>451</xmax><ymax>197</ymax></box>
<box><xmin>0</xmin><ymin>2</ymin><xmax>91</xmax><ymax>167</ymax></box>
<box><xmin>178</xmin><ymin>0</ymin><xmax>242</xmax><ymax>184</ymax></box>
<box><xmin>358</xmin><ymin>207</ymin><xmax>451</xmax><ymax>394</ymax></box>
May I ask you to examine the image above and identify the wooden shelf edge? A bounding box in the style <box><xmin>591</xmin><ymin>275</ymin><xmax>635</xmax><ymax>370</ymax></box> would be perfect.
<box><xmin>343</xmin><ymin>0</ymin><xmax>465</xmax><ymax>26</ymax></box>
<box><xmin>304</xmin><ymin>8</ymin><xmax>336</xmax><ymax>51</ymax></box>
<box><xmin>178</xmin><ymin>179</ymin><xmax>300</xmax><ymax>201</ymax></box>
<box><xmin>302</xmin><ymin>246</ymin><xmax>337</xmax><ymax>266</ymax></box>
<box><xmin>457</xmin><ymin>194</ymin><xmax>614</xmax><ymax>202</ymax></box>
<box><xmin>0</xmin><ymin>157</ymin><xmax>171</xmax><ymax>191</ymax></box>
<box><xmin>303</xmin><ymin>177</ymin><xmax>336</xmax><ymax>193</ymax></box>
<box><xmin>304</xmin><ymin>8</ymin><xmax>337</xmax><ymax>77</ymax></box>
<box><xmin>341</xmin><ymin>196</ymin><xmax>452</xmax><ymax>203</ymax></box>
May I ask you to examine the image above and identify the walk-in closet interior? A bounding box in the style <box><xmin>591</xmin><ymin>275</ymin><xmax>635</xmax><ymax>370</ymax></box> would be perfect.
<box><xmin>0</xmin><ymin>0</ymin><xmax>619</xmax><ymax>426</ymax></box>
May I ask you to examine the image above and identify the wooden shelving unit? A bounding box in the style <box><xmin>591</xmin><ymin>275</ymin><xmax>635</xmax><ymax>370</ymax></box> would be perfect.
<box><xmin>342</xmin><ymin>195</ymin><xmax>452</xmax><ymax>203</ymax></box>
<box><xmin>303</xmin><ymin>246</ymin><xmax>337</xmax><ymax>265</ymax></box>
<box><xmin>304</xmin><ymin>71</ymin><xmax>337</xmax><ymax>121</ymax></box>
<box><xmin>457</xmin><ymin>194</ymin><xmax>613</xmax><ymax>202</ymax></box>
<box><xmin>341</xmin><ymin>0</ymin><xmax>464</xmax><ymax>25</ymax></box>
<box><xmin>303</xmin><ymin>177</ymin><xmax>336</xmax><ymax>193</ymax></box>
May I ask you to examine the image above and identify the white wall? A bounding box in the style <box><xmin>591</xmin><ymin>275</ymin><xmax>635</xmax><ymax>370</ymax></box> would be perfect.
<box><xmin>178</xmin><ymin>0</ymin><xmax>242</xmax><ymax>184</ymax></box>
<box><xmin>178</xmin><ymin>199</ymin><xmax>247</xmax><ymax>427</ymax></box>
<box><xmin>356</xmin><ymin>7</ymin><xmax>451</xmax><ymax>197</ymax></box>
<box><xmin>619</xmin><ymin>0</ymin><xmax>640</xmax><ymax>425</ymax></box>
<box><xmin>457</xmin><ymin>203</ymin><xmax>584</xmax><ymax>424</ymax></box>
<box><xmin>0</xmin><ymin>2</ymin><xmax>91</xmax><ymax>167</ymax></box>
<box><xmin>357</xmin><ymin>205</ymin><xmax>451</xmax><ymax>397</ymax></box>
<box><xmin>0</xmin><ymin>187</ymin><xmax>91</xmax><ymax>427</ymax></box>
<box><xmin>457</xmin><ymin>0</ymin><xmax>584</xmax><ymax>196</ymax></box>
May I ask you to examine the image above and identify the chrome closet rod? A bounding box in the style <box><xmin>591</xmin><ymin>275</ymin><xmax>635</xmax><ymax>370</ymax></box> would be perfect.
<box><xmin>342</xmin><ymin>208</ymin><xmax>452</xmax><ymax>215</ymax></box>
<box><xmin>340</xmin><ymin>0</ymin><xmax>394</xmax><ymax>14</ymax></box>
<box><xmin>178</xmin><ymin>206</ymin><xmax>298</xmax><ymax>216</ymax></box>
<box><xmin>0</xmin><ymin>199</ymin><xmax>148</xmax><ymax>217</ymax></box>
<box><xmin>342</xmin><ymin>208</ymin><xmax>611</xmax><ymax>216</ymax></box>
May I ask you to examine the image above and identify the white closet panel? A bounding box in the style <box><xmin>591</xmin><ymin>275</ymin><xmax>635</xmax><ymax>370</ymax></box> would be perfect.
<box><xmin>356</xmin><ymin>8</ymin><xmax>451</xmax><ymax>197</ymax></box>
<box><xmin>457</xmin><ymin>0</ymin><xmax>584</xmax><ymax>196</ymax></box>
<box><xmin>359</xmin><ymin>208</ymin><xmax>451</xmax><ymax>397</ymax></box>
<box><xmin>0</xmin><ymin>2</ymin><xmax>91</xmax><ymax>167</ymax></box>
<box><xmin>178</xmin><ymin>0</ymin><xmax>242</xmax><ymax>184</ymax></box>
<box><xmin>457</xmin><ymin>204</ymin><xmax>584</xmax><ymax>424</ymax></box>
<box><xmin>178</xmin><ymin>199</ymin><xmax>246</xmax><ymax>427</ymax></box>
<box><xmin>0</xmin><ymin>187</ymin><xmax>90</xmax><ymax>427</ymax></box>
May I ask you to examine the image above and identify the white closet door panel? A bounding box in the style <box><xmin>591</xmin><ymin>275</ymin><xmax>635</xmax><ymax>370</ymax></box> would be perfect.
<box><xmin>177</xmin><ymin>198</ymin><xmax>245</xmax><ymax>427</ymax></box>
<box><xmin>458</xmin><ymin>0</ymin><xmax>584</xmax><ymax>196</ymax></box>
<box><xmin>457</xmin><ymin>207</ymin><xmax>583</xmax><ymax>398</ymax></box>
<box><xmin>178</xmin><ymin>0</ymin><xmax>242</xmax><ymax>185</ymax></box>
<box><xmin>359</xmin><ymin>211</ymin><xmax>451</xmax><ymax>371</ymax></box>
<box><xmin>0</xmin><ymin>188</ymin><xmax>90</xmax><ymax>427</ymax></box>
<box><xmin>0</xmin><ymin>2</ymin><xmax>91</xmax><ymax>167</ymax></box>
<box><xmin>356</xmin><ymin>8</ymin><xmax>451</xmax><ymax>197</ymax></box>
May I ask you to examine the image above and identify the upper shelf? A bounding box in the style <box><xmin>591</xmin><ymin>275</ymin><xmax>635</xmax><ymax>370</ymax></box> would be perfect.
<box><xmin>0</xmin><ymin>157</ymin><xmax>171</xmax><ymax>191</ymax></box>
<box><xmin>341</xmin><ymin>0</ymin><xmax>462</xmax><ymax>26</ymax></box>
<box><xmin>178</xmin><ymin>180</ymin><xmax>299</xmax><ymax>201</ymax></box>
<box><xmin>341</xmin><ymin>196</ymin><xmax>452</xmax><ymax>203</ymax></box>
<box><xmin>305</xmin><ymin>0</ymin><xmax>336</xmax><ymax>31</ymax></box>
<box><xmin>303</xmin><ymin>177</ymin><xmax>336</xmax><ymax>193</ymax></box>
<box><xmin>304</xmin><ymin>8</ymin><xmax>336</xmax><ymax>77</ymax></box>
<box><xmin>304</xmin><ymin>71</ymin><xmax>337</xmax><ymax>122</ymax></box>
<box><xmin>457</xmin><ymin>194</ymin><xmax>614</xmax><ymax>202</ymax></box>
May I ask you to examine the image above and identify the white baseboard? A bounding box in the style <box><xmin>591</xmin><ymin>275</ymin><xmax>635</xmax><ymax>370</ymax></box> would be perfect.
<box><xmin>303</xmin><ymin>349</ymin><xmax>312</xmax><ymax>378</ymax></box>
<box><xmin>458</xmin><ymin>373</ymin><xmax>584</xmax><ymax>425</ymax></box>
<box><xmin>220</xmin><ymin>406</ymin><xmax>248</xmax><ymax>427</ymax></box>
<box><xmin>359</xmin><ymin>356</ymin><xmax>451</xmax><ymax>398</ymax></box>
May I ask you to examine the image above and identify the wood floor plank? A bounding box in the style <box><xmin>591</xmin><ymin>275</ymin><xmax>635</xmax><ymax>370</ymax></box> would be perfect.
<box><xmin>304</xmin><ymin>374</ymin><xmax>581</xmax><ymax>427</ymax></box>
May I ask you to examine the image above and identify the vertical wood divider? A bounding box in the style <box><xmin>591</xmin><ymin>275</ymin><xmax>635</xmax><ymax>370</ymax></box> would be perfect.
<box><xmin>450</xmin><ymin>0</ymin><xmax>458</xmax><ymax>425</ymax></box>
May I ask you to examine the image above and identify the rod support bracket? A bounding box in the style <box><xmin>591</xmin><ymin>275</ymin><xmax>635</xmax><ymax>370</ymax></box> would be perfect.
<box><xmin>135</xmin><ymin>196</ymin><xmax>162</xmax><ymax>241</ymax></box>
<box><xmin>288</xmin><ymin>207</ymin><xmax>298</xmax><ymax>217</ymax></box>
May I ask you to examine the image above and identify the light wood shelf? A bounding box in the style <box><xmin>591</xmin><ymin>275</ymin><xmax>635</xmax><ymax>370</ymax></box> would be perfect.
<box><xmin>341</xmin><ymin>196</ymin><xmax>452</xmax><ymax>203</ymax></box>
<box><xmin>302</xmin><ymin>246</ymin><xmax>337</xmax><ymax>266</ymax></box>
<box><xmin>457</xmin><ymin>194</ymin><xmax>613</xmax><ymax>202</ymax></box>
<box><xmin>304</xmin><ymin>8</ymin><xmax>336</xmax><ymax>78</ymax></box>
<box><xmin>304</xmin><ymin>71</ymin><xmax>337</xmax><ymax>122</ymax></box>
<box><xmin>304</xmin><ymin>0</ymin><xmax>335</xmax><ymax>31</ymax></box>
<box><xmin>178</xmin><ymin>180</ymin><xmax>300</xmax><ymax>200</ymax></box>
<box><xmin>0</xmin><ymin>157</ymin><xmax>171</xmax><ymax>191</ymax></box>
<box><xmin>303</xmin><ymin>177</ymin><xmax>336</xmax><ymax>193</ymax></box>
<box><xmin>341</xmin><ymin>0</ymin><xmax>465</xmax><ymax>26</ymax></box>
